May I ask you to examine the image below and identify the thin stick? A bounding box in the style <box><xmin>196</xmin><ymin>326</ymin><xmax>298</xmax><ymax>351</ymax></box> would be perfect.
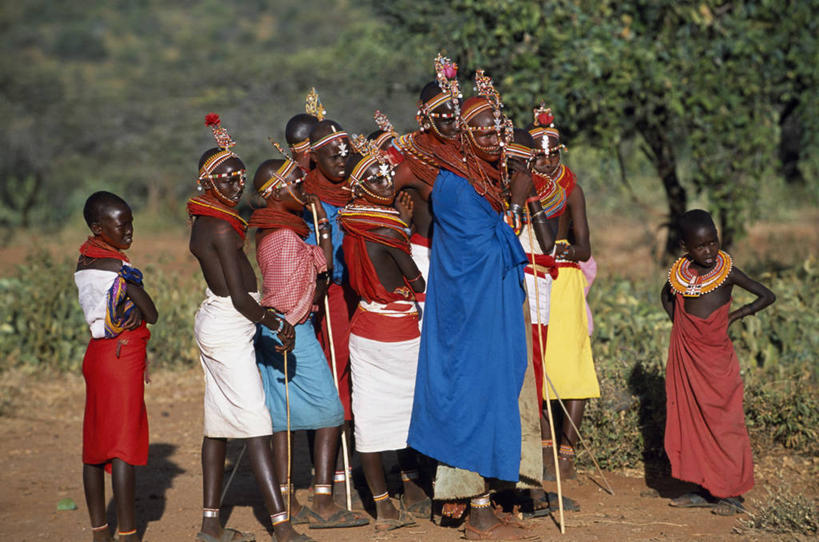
<box><xmin>284</xmin><ymin>349</ymin><xmax>291</xmax><ymax>518</ymax></box>
<box><xmin>220</xmin><ymin>443</ymin><xmax>246</xmax><ymax>506</ymax></box>
<box><xmin>543</xmin><ymin>372</ymin><xmax>615</xmax><ymax>496</ymax></box>
<box><xmin>525</xmin><ymin>207</ymin><xmax>565</xmax><ymax>534</ymax></box>
<box><xmin>311</xmin><ymin>203</ymin><xmax>353</xmax><ymax>511</ymax></box>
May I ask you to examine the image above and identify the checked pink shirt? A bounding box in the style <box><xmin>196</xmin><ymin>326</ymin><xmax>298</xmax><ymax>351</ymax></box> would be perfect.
<box><xmin>256</xmin><ymin>228</ymin><xmax>327</xmax><ymax>325</ymax></box>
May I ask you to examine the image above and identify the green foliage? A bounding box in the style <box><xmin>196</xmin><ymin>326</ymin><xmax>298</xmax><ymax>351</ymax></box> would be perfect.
<box><xmin>740</xmin><ymin>483</ymin><xmax>819</xmax><ymax>537</ymax></box>
<box><xmin>0</xmin><ymin>251</ymin><xmax>201</xmax><ymax>373</ymax></box>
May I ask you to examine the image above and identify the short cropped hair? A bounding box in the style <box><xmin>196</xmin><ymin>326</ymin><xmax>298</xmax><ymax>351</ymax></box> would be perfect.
<box><xmin>677</xmin><ymin>209</ymin><xmax>716</xmax><ymax>241</ymax></box>
<box><xmin>286</xmin><ymin>114</ymin><xmax>319</xmax><ymax>145</ymax></box>
<box><xmin>83</xmin><ymin>191</ymin><xmax>129</xmax><ymax>226</ymax></box>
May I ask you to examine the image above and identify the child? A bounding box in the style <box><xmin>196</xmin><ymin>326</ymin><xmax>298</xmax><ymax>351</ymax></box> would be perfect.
<box><xmin>249</xmin><ymin>151</ymin><xmax>368</xmax><ymax>530</ymax></box>
<box><xmin>187</xmin><ymin>114</ymin><xmax>311</xmax><ymax>542</ymax></box>
<box><xmin>75</xmin><ymin>191</ymin><xmax>158</xmax><ymax>542</ymax></box>
<box><xmin>530</xmin><ymin>106</ymin><xmax>599</xmax><ymax>481</ymax></box>
<box><xmin>661</xmin><ymin>209</ymin><xmax>775</xmax><ymax>515</ymax></box>
<box><xmin>337</xmin><ymin>141</ymin><xmax>427</xmax><ymax>531</ymax></box>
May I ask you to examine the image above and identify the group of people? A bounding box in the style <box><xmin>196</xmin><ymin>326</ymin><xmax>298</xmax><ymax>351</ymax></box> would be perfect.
<box><xmin>74</xmin><ymin>53</ymin><xmax>775</xmax><ymax>542</ymax></box>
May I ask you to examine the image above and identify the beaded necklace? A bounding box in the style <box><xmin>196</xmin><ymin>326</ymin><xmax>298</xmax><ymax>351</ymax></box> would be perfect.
<box><xmin>532</xmin><ymin>173</ymin><xmax>567</xmax><ymax>219</ymax></box>
<box><xmin>668</xmin><ymin>250</ymin><xmax>733</xmax><ymax>297</ymax></box>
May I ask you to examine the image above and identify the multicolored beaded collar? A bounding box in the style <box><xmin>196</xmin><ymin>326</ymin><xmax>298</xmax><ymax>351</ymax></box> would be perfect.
<box><xmin>668</xmin><ymin>250</ymin><xmax>733</xmax><ymax>297</ymax></box>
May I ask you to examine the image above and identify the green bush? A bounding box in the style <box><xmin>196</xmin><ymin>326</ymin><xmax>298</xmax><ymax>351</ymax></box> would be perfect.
<box><xmin>0</xmin><ymin>250</ymin><xmax>201</xmax><ymax>372</ymax></box>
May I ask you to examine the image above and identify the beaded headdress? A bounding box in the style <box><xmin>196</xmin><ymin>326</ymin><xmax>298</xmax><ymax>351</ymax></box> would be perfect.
<box><xmin>348</xmin><ymin>135</ymin><xmax>395</xmax><ymax>198</ymax></box>
<box><xmin>311</xmin><ymin>124</ymin><xmax>350</xmax><ymax>155</ymax></box>
<box><xmin>417</xmin><ymin>53</ymin><xmax>462</xmax><ymax>125</ymax></box>
<box><xmin>530</xmin><ymin>102</ymin><xmax>566</xmax><ymax>155</ymax></box>
<box><xmin>372</xmin><ymin>110</ymin><xmax>398</xmax><ymax>149</ymax></box>
<box><xmin>198</xmin><ymin>113</ymin><xmax>242</xmax><ymax>185</ymax></box>
<box><xmin>305</xmin><ymin>88</ymin><xmax>326</xmax><ymax>122</ymax></box>
<box><xmin>257</xmin><ymin>140</ymin><xmax>301</xmax><ymax>198</ymax></box>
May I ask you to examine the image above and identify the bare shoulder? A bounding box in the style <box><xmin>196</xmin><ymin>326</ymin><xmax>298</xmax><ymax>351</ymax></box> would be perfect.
<box><xmin>76</xmin><ymin>256</ymin><xmax>122</xmax><ymax>272</ymax></box>
<box><xmin>190</xmin><ymin>216</ymin><xmax>241</xmax><ymax>256</ymax></box>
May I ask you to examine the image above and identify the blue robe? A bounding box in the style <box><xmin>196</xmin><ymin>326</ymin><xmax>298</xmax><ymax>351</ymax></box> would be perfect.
<box><xmin>407</xmin><ymin>169</ymin><xmax>528</xmax><ymax>482</ymax></box>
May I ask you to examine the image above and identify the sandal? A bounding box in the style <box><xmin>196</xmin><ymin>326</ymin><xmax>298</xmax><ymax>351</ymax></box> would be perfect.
<box><xmin>374</xmin><ymin>509</ymin><xmax>417</xmax><ymax>532</ymax></box>
<box><xmin>195</xmin><ymin>527</ymin><xmax>255</xmax><ymax>542</ymax></box>
<box><xmin>492</xmin><ymin>504</ymin><xmax>532</xmax><ymax>529</ymax></box>
<box><xmin>400</xmin><ymin>494</ymin><xmax>433</xmax><ymax>520</ymax></box>
<box><xmin>711</xmin><ymin>497</ymin><xmax>745</xmax><ymax>516</ymax></box>
<box><xmin>463</xmin><ymin>521</ymin><xmax>540</xmax><ymax>540</ymax></box>
<box><xmin>669</xmin><ymin>493</ymin><xmax>715</xmax><ymax>508</ymax></box>
<box><xmin>298</xmin><ymin>506</ymin><xmax>369</xmax><ymax>529</ymax></box>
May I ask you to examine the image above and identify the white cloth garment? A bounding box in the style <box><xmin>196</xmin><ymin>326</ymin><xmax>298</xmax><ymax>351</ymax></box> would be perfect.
<box><xmin>194</xmin><ymin>289</ymin><xmax>272</xmax><ymax>438</ymax></box>
<box><xmin>74</xmin><ymin>269</ymin><xmax>118</xmax><ymax>339</ymax></box>
<box><xmin>524</xmin><ymin>271</ymin><xmax>552</xmax><ymax>326</ymax></box>
<box><xmin>349</xmin><ymin>301</ymin><xmax>420</xmax><ymax>453</ymax></box>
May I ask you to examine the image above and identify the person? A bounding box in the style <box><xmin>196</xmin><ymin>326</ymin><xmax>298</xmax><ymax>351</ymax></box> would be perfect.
<box><xmin>408</xmin><ymin>71</ymin><xmax>541</xmax><ymax>541</ymax></box>
<box><xmin>75</xmin><ymin>191</ymin><xmax>158</xmax><ymax>542</ymax></box>
<box><xmin>530</xmin><ymin>106</ymin><xmax>599</xmax><ymax>482</ymax></box>
<box><xmin>661</xmin><ymin>209</ymin><xmax>774</xmax><ymax>516</ymax></box>
<box><xmin>249</xmin><ymin>152</ymin><xmax>368</xmax><ymax>530</ymax></box>
<box><xmin>392</xmin><ymin>54</ymin><xmax>463</xmax><ymax>320</ymax></box>
<box><xmin>338</xmin><ymin>142</ymin><xmax>430</xmax><ymax>531</ymax></box>
<box><xmin>187</xmin><ymin>113</ymin><xmax>311</xmax><ymax>542</ymax></box>
<box><xmin>286</xmin><ymin>88</ymin><xmax>324</xmax><ymax>172</ymax></box>
<box><xmin>302</xmin><ymin>118</ymin><xmax>359</xmax><ymax>503</ymax></box>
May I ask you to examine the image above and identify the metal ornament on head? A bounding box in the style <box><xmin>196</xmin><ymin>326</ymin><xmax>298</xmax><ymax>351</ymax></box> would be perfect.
<box><xmin>305</xmin><ymin>87</ymin><xmax>327</xmax><ymax>121</ymax></box>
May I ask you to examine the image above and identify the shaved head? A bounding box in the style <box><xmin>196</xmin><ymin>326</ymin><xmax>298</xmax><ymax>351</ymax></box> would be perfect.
<box><xmin>83</xmin><ymin>191</ymin><xmax>129</xmax><ymax>226</ymax></box>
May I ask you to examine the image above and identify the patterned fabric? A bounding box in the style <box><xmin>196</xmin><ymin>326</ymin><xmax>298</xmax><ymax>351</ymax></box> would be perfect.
<box><xmin>257</xmin><ymin>228</ymin><xmax>326</xmax><ymax>325</ymax></box>
<box><xmin>104</xmin><ymin>265</ymin><xmax>143</xmax><ymax>338</ymax></box>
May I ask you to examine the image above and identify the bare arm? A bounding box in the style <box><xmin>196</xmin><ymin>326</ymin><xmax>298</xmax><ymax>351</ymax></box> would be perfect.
<box><xmin>212</xmin><ymin>222</ymin><xmax>294</xmax><ymax>350</ymax></box>
<box><xmin>557</xmin><ymin>184</ymin><xmax>591</xmax><ymax>262</ymax></box>
<box><xmin>387</xmin><ymin>244</ymin><xmax>425</xmax><ymax>293</ymax></box>
<box><xmin>526</xmin><ymin>194</ymin><xmax>556</xmax><ymax>254</ymax></box>
<box><xmin>728</xmin><ymin>266</ymin><xmax>776</xmax><ymax>326</ymax></box>
<box><xmin>661</xmin><ymin>282</ymin><xmax>675</xmax><ymax>321</ymax></box>
<box><xmin>125</xmin><ymin>283</ymin><xmax>158</xmax><ymax>324</ymax></box>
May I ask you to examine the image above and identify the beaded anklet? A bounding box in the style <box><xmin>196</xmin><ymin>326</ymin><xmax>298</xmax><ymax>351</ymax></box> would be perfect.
<box><xmin>373</xmin><ymin>491</ymin><xmax>390</xmax><ymax>503</ymax></box>
<box><xmin>541</xmin><ymin>439</ymin><xmax>553</xmax><ymax>448</ymax></box>
<box><xmin>559</xmin><ymin>444</ymin><xmax>575</xmax><ymax>457</ymax></box>
<box><xmin>314</xmin><ymin>483</ymin><xmax>333</xmax><ymax>495</ymax></box>
<box><xmin>91</xmin><ymin>523</ymin><xmax>109</xmax><ymax>532</ymax></box>
<box><xmin>400</xmin><ymin>470</ymin><xmax>420</xmax><ymax>482</ymax></box>
<box><xmin>471</xmin><ymin>494</ymin><xmax>492</xmax><ymax>509</ymax></box>
<box><xmin>118</xmin><ymin>529</ymin><xmax>137</xmax><ymax>537</ymax></box>
<box><xmin>202</xmin><ymin>508</ymin><xmax>220</xmax><ymax>518</ymax></box>
<box><xmin>271</xmin><ymin>511</ymin><xmax>289</xmax><ymax>526</ymax></box>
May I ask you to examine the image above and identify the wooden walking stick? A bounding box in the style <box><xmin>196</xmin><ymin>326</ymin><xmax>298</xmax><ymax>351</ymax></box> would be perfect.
<box><xmin>310</xmin><ymin>202</ymin><xmax>353</xmax><ymax>511</ymax></box>
<box><xmin>284</xmin><ymin>349</ymin><xmax>292</xmax><ymax>518</ymax></box>
<box><xmin>525</xmin><ymin>205</ymin><xmax>565</xmax><ymax>534</ymax></box>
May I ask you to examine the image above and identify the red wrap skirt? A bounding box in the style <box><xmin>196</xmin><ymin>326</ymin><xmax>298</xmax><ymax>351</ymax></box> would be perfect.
<box><xmin>82</xmin><ymin>324</ymin><xmax>150</xmax><ymax>471</ymax></box>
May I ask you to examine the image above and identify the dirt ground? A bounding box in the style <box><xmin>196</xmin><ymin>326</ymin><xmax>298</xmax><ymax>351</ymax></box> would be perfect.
<box><xmin>0</xmin><ymin>368</ymin><xmax>815</xmax><ymax>541</ymax></box>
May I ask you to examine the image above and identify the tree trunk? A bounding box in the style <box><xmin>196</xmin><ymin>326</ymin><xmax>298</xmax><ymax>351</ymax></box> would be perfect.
<box><xmin>637</xmin><ymin>120</ymin><xmax>687</xmax><ymax>263</ymax></box>
<box><xmin>779</xmin><ymin>98</ymin><xmax>804</xmax><ymax>185</ymax></box>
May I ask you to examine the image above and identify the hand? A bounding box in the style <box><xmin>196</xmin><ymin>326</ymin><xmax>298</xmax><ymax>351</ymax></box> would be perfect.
<box><xmin>307</xmin><ymin>195</ymin><xmax>327</xmax><ymax>221</ymax></box>
<box><xmin>123</xmin><ymin>306</ymin><xmax>143</xmax><ymax>330</ymax></box>
<box><xmin>510</xmin><ymin>170</ymin><xmax>533</xmax><ymax>207</ymax></box>
<box><xmin>557</xmin><ymin>243</ymin><xmax>575</xmax><ymax>260</ymax></box>
<box><xmin>144</xmin><ymin>357</ymin><xmax>151</xmax><ymax>384</ymax></box>
<box><xmin>394</xmin><ymin>191</ymin><xmax>414</xmax><ymax>225</ymax></box>
<box><xmin>275</xmin><ymin>319</ymin><xmax>296</xmax><ymax>353</ymax></box>
<box><xmin>728</xmin><ymin>307</ymin><xmax>748</xmax><ymax>327</ymax></box>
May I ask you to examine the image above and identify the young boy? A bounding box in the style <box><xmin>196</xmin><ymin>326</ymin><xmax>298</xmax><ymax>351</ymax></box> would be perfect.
<box><xmin>338</xmin><ymin>143</ymin><xmax>428</xmax><ymax>531</ymax></box>
<box><xmin>75</xmin><ymin>191</ymin><xmax>158</xmax><ymax>542</ymax></box>
<box><xmin>661</xmin><ymin>209</ymin><xmax>775</xmax><ymax>516</ymax></box>
<box><xmin>529</xmin><ymin>106</ymin><xmax>598</xmax><ymax>481</ymax></box>
<box><xmin>188</xmin><ymin>114</ymin><xmax>310</xmax><ymax>542</ymax></box>
<box><xmin>249</xmin><ymin>153</ymin><xmax>368</xmax><ymax>530</ymax></box>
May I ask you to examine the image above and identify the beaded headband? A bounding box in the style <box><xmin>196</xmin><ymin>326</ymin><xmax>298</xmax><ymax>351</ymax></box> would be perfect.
<box><xmin>417</xmin><ymin>53</ymin><xmax>462</xmax><ymax>122</ymax></box>
<box><xmin>257</xmin><ymin>140</ymin><xmax>301</xmax><ymax>198</ymax></box>
<box><xmin>311</xmin><ymin>127</ymin><xmax>350</xmax><ymax>152</ymax></box>
<box><xmin>506</xmin><ymin>142</ymin><xmax>533</xmax><ymax>161</ymax></box>
<box><xmin>305</xmin><ymin>88</ymin><xmax>326</xmax><ymax>121</ymax></box>
<box><xmin>349</xmin><ymin>135</ymin><xmax>394</xmax><ymax>191</ymax></box>
<box><xmin>199</xmin><ymin>113</ymin><xmax>239</xmax><ymax>181</ymax></box>
<box><xmin>290</xmin><ymin>138</ymin><xmax>310</xmax><ymax>154</ymax></box>
<box><xmin>372</xmin><ymin>131</ymin><xmax>395</xmax><ymax>149</ymax></box>
<box><xmin>462</xmin><ymin>99</ymin><xmax>493</xmax><ymax>123</ymax></box>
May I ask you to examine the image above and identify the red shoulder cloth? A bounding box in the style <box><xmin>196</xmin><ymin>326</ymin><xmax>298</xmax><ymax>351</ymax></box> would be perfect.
<box><xmin>79</xmin><ymin>237</ymin><xmax>129</xmax><ymax>262</ymax></box>
<box><xmin>303</xmin><ymin>168</ymin><xmax>351</xmax><ymax>207</ymax></box>
<box><xmin>187</xmin><ymin>193</ymin><xmax>248</xmax><ymax>240</ymax></box>
<box><xmin>553</xmin><ymin>164</ymin><xmax>576</xmax><ymax>197</ymax></box>
<box><xmin>338</xmin><ymin>203</ymin><xmax>413</xmax><ymax>304</ymax></box>
<box><xmin>248</xmin><ymin>207</ymin><xmax>310</xmax><ymax>240</ymax></box>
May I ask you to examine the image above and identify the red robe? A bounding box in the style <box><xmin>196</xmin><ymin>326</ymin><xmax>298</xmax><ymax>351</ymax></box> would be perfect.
<box><xmin>664</xmin><ymin>295</ymin><xmax>754</xmax><ymax>498</ymax></box>
<box><xmin>83</xmin><ymin>324</ymin><xmax>150</xmax><ymax>471</ymax></box>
